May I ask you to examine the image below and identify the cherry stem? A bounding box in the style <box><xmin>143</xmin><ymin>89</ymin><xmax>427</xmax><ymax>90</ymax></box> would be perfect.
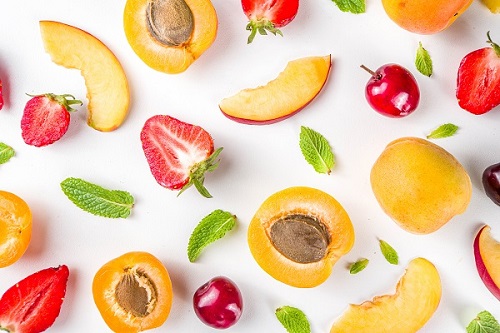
<box><xmin>360</xmin><ymin>64</ymin><xmax>376</xmax><ymax>76</ymax></box>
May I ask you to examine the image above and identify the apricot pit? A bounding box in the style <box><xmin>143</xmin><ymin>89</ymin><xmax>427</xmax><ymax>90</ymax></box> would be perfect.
<box><xmin>248</xmin><ymin>187</ymin><xmax>355</xmax><ymax>288</ymax></box>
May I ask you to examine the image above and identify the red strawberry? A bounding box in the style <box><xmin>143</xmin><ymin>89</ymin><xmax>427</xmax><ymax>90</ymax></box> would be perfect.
<box><xmin>242</xmin><ymin>0</ymin><xmax>299</xmax><ymax>43</ymax></box>
<box><xmin>140</xmin><ymin>115</ymin><xmax>223</xmax><ymax>198</ymax></box>
<box><xmin>21</xmin><ymin>93</ymin><xmax>82</xmax><ymax>147</ymax></box>
<box><xmin>0</xmin><ymin>79</ymin><xmax>4</xmax><ymax>110</ymax></box>
<box><xmin>457</xmin><ymin>31</ymin><xmax>500</xmax><ymax>115</ymax></box>
<box><xmin>0</xmin><ymin>265</ymin><xmax>69</xmax><ymax>333</ymax></box>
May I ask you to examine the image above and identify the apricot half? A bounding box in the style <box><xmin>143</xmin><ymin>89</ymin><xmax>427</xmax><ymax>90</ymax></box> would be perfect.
<box><xmin>219</xmin><ymin>55</ymin><xmax>331</xmax><ymax>124</ymax></box>
<box><xmin>248</xmin><ymin>186</ymin><xmax>354</xmax><ymax>288</ymax></box>
<box><xmin>370</xmin><ymin>137</ymin><xmax>471</xmax><ymax>234</ymax></box>
<box><xmin>92</xmin><ymin>251</ymin><xmax>173</xmax><ymax>332</ymax></box>
<box><xmin>381</xmin><ymin>0</ymin><xmax>472</xmax><ymax>34</ymax></box>
<box><xmin>474</xmin><ymin>225</ymin><xmax>500</xmax><ymax>300</ymax></box>
<box><xmin>330</xmin><ymin>258</ymin><xmax>442</xmax><ymax>333</ymax></box>
<box><xmin>124</xmin><ymin>0</ymin><xmax>218</xmax><ymax>74</ymax></box>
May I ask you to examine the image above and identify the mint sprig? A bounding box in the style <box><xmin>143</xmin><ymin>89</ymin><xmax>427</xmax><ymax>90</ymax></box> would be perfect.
<box><xmin>350</xmin><ymin>258</ymin><xmax>369</xmax><ymax>274</ymax></box>
<box><xmin>466</xmin><ymin>310</ymin><xmax>500</xmax><ymax>333</ymax></box>
<box><xmin>187</xmin><ymin>209</ymin><xmax>236</xmax><ymax>262</ymax></box>
<box><xmin>331</xmin><ymin>0</ymin><xmax>365</xmax><ymax>13</ymax></box>
<box><xmin>415</xmin><ymin>41</ymin><xmax>433</xmax><ymax>77</ymax></box>
<box><xmin>60</xmin><ymin>177</ymin><xmax>134</xmax><ymax>218</ymax></box>
<box><xmin>276</xmin><ymin>306</ymin><xmax>311</xmax><ymax>333</ymax></box>
<box><xmin>427</xmin><ymin>123</ymin><xmax>459</xmax><ymax>139</ymax></box>
<box><xmin>0</xmin><ymin>142</ymin><xmax>14</xmax><ymax>164</ymax></box>
<box><xmin>299</xmin><ymin>126</ymin><xmax>335</xmax><ymax>174</ymax></box>
<box><xmin>379</xmin><ymin>239</ymin><xmax>398</xmax><ymax>265</ymax></box>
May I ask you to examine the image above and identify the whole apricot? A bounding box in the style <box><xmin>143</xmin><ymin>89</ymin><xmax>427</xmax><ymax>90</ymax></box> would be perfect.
<box><xmin>370</xmin><ymin>137</ymin><xmax>471</xmax><ymax>234</ymax></box>
<box><xmin>382</xmin><ymin>0</ymin><xmax>473</xmax><ymax>34</ymax></box>
<box><xmin>248</xmin><ymin>186</ymin><xmax>355</xmax><ymax>288</ymax></box>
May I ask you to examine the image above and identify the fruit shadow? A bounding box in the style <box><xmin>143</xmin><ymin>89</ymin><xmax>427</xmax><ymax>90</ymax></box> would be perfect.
<box><xmin>22</xmin><ymin>203</ymin><xmax>49</xmax><ymax>261</ymax></box>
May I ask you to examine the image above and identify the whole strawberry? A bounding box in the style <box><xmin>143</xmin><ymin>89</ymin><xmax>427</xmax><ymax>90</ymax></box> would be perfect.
<box><xmin>0</xmin><ymin>265</ymin><xmax>69</xmax><ymax>333</ymax></box>
<box><xmin>140</xmin><ymin>115</ymin><xmax>223</xmax><ymax>198</ymax></box>
<box><xmin>242</xmin><ymin>0</ymin><xmax>299</xmax><ymax>43</ymax></box>
<box><xmin>457</xmin><ymin>31</ymin><xmax>500</xmax><ymax>115</ymax></box>
<box><xmin>21</xmin><ymin>93</ymin><xmax>82</xmax><ymax>147</ymax></box>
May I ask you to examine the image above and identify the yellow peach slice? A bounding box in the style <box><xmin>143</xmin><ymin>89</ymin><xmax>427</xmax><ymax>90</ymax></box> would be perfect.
<box><xmin>330</xmin><ymin>257</ymin><xmax>441</xmax><ymax>333</ymax></box>
<box><xmin>474</xmin><ymin>225</ymin><xmax>500</xmax><ymax>300</ymax></box>
<box><xmin>219</xmin><ymin>55</ymin><xmax>332</xmax><ymax>124</ymax></box>
<box><xmin>481</xmin><ymin>0</ymin><xmax>500</xmax><ymax>13</ymax></box>
<box><xmin>39</xmin><ymin>21</ymin><xmax>130</xmax><ymax>132</ymax></box>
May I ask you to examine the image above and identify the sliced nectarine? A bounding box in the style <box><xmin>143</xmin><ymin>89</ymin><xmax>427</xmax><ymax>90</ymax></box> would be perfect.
<box><xmin>330</xmin><ymin>257</ymin><xmax>441</xmax><ymax>333</ymax></box>
<box><xmin>219</xmin><ymin>55</ymin><xmax>332</xmax><ymax>124</ymax></box>
<box><xmin>474</xmin><ymin>225</ymin><xmax>500</xmax><ymax>300</ymax></box>
<box><xmin>248</xmin><ymin>186</ymin><xmax>354</xmax><ymax>288</ymax></box>
<box><xmin>92</xmin><ymin>251</ymin><xmax>173</xmax><ymax>332</ymax></box>
<box><xmin>39</xmin><ymin>21</ymin><xmax>130</xmax><ymax>132</ymax></box>
<box><xmin>124</xmin><ymin>0</ymin><xmax>218</xmax><ymax>74</ymax></box>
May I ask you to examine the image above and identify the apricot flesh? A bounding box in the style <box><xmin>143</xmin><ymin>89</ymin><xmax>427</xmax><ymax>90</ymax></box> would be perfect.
<box><xmin>474</xmin><ymin>225</ymin><xmax>500</xmax><ymax>300</ymax></box>
<box><xmin>248</xmin><ymin>186</ymin><xmax>355</xmax><ymax>288</ymax></box>
<box><xmin>370</xmin><ymin>137</ymin><xmax>471</xmax><ymax>234</ymax></box>
<box><xmin>124</xmin><ymin>0</ymin><xmax>218</xmax><ymax>74</ymax></box>
<box><xmin>481</xmin><ymin>0</ymin><xmax>500</xmax><ymax>13</ymax></box>
<box><xmin>330</xmin><ymin>258</ymin><xmax>441</xmax><ymax>333</ymax></box>
<box><xmin>381</xmin><ymin>0</ymin><xmax>473</xmax><ymax>34</ymax></box>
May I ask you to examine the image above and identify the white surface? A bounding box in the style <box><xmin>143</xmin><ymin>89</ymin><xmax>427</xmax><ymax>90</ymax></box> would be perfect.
<box><xmin>0</xmin><ymin>1</ymin><xmax>499</xmax><ymax>332</ymax></box>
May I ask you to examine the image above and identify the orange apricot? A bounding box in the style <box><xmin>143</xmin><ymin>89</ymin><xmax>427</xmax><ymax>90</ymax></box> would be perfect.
<box><xmin>248</xmin><ymin>187</ymin><xmax>355</xmax><ymax>288</ymax></box>
<box><xmin>0</xmin><ymin>190</ymin><xmax>32</xmax><ymax>268</ymax></box>
<box><xmin>92</xmin><ymin>251</ymin><xmax>173</xmax><ymax>332</ymax></box>
<box><xmin>123</xmin><ymin>0</ymin><xmax>218</xmax><ymax>74</ymax></box>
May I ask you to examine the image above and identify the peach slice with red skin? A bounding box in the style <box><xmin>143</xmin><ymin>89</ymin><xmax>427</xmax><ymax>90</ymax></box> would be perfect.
<box><xmin>474</xmin><ymin>225</ymin><xmax>500</xmax><ymax>300</ymax></box>
<box><xmin>248</xmin><ymin>186</ymin><xmax>354</xmax><ymax>288</ymax></box>
<box><xmin>219</xmin><ymin>55</ymin><xmax>332</xmax><ymax>124</ymax></box>
<box><xmin>330</xmin><ymin>257</ymin><xmax>442</xmax><ymax>333</ymax></box>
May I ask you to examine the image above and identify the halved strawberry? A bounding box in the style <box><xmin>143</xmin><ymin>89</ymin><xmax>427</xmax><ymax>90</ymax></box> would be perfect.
<box><xmin>140</xmin><ymin>115</ymin><xmax>223</xmax><ymax>198</ymax></box>
<box><xmin>457</xmin><ymin>31</ymin><xmax>500</xmax><ymax>115</ymax></box>
<box><xmin>0</xmin><ymin>265</ymin><xmax>69</xmax><ymax>333</ymax></box>
<box><xmin>21</xmin><ymin>93</ymin><xmax>82</xmax><ymax>147</ymax></box>
<box><xmin>242</xmin><ymin>0</ymin><xmax>299</xmax><ymax>43</ymax></box>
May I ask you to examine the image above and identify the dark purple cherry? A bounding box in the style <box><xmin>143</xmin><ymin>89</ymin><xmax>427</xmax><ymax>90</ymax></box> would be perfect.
<box><xmin>483</xmin><ymin>162</ymin><xmax>500</xmax><ymax>206</ymax></box>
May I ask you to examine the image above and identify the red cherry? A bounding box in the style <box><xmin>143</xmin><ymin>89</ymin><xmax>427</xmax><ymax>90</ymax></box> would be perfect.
<box><xmin>361</xmin><ymin>63</ymin><xmax>420</xmax><ymax>118</ymax></box>
<box><xmin>193</xmin><ymin>276</ymin><xmax>243</xmax><ymax>329</ymax></box>
<box><xmin>482</xmin><ymin>162</ymin><xmax>500</xmax><ymax>206</ymax></box>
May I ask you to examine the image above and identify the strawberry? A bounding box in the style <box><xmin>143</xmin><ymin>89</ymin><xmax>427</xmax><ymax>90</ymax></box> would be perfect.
<box><xmin>0</xmin><ymin>79</ymin><xmax>4</xmax><ymax>110</ymax></box>
<box><xmin>456</xmin><ymin>31</ymin><xmax>500</xmax><ymax>115</ymax></box>
<box><xmin>0</xmin><ymin>265</ymin><xmax>69</xmax><ymax>333</ymax></box>
<box><xmin>21</xmin><ymin>93</ymin><xmax>82</xmax><ymax>147</ymax></box>
<box><xmin>242</xmin><ymin>0</ymin><xmax>299</xmax><ymax>43</ymax></box>
<box><xmin>140</xmin><ymin>115</ymin><xmax>223</xmax><ymax>198</ymax></box>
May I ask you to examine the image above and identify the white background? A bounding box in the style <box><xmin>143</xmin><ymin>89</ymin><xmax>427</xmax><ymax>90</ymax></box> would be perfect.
<box><xmin>0</xmin><ymin>0</ymin><xmax>499</xmax><ymax>332</ymax></box>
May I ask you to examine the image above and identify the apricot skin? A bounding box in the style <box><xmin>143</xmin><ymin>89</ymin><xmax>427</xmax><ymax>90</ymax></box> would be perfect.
<box><xmin>124</xmin><ymin>0</ymin><xmax>218</xmax><ymax>74</ymax></box>
<box><xmin>248</xmin><ymin>187</ymin><xmax>355</xmax><ymax>288</ymax></box>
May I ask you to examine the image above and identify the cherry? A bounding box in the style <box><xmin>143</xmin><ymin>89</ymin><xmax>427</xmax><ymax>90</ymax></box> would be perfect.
<box><xmin>482</xmin><ymin>162</ymin><xmax>500</xmax><ymax>206</ymax></box>
<box><xmin>193</xmin><ymin>276</ymin><xmax>243</xmax><ymax>329</ymax></box>
<box><xmin>361</xmin><ymin>63</ymin><xmax>420</xmax><ymax>118</ymax></box>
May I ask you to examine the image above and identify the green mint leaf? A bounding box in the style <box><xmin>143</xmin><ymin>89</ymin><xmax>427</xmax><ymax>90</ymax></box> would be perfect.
<box><xmin>415</xmin><ymin>41</ymin><xmax>433</xmax><ymax>77</ymax></box>
<box><xmin>427</xmin><ymin>123</ymin><xmax>459</xmax><ymax>139</ymax></box>
<box><xmin>466</xmin><ymin>310</ymin><xmax>500</xmax><ymax>333</ymax></box>
<box><xmin>350</xmin><ymin>258</ymin><xmax>369</xmax><ymax>274</ymax></box>
<box><xmin>379</xmin><ymin>239</ymin><xmax>398</xmax><ymax>265</ymax></box>
<box><xmin>299</xmin><ymin>126</ymin><xmax>335</xmax><ymax>174</ymax></box>
<box><xmin>60</xmin><ymin>177</ymin><xmax>134</xmax><ymax>218</ymax></box>
<box><xmin>0</xmin><ymin>143</ymin><xmax>15</xmax><ymax>165</ymax></box>
<box><xmin>275</xmin><ymin>306</ymin><xmax>311</xmax><ymax>333</ymax></box>
<box><xmin>331</xmin><ymin>0</ymin><xmax>365</xmax><ymax>13</ymax></box>
<box><xmin>187</xmin><ymin>209</ymin><xmax>236</xmax><ymax>262</ymax></box>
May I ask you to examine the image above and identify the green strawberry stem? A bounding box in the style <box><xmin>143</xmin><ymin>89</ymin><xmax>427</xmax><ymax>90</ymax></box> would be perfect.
<box><xmin>178</xmin><ymin>147</ymin><xmax>223</xmax><ymax>198</ymax></box>
<box><xmin>27</xmin><ymin>93</ymin><xmax>83</xmax><ymax>112</ymax></box>
<box><xmin>487</xmin><ymin>31</ymin><xmax>500</xmax><ymax>57</ymax></box>
<box><xmin>246</xmin><ymin>19</ymin><xmax>283</xmax><ymax>44</ymax></box>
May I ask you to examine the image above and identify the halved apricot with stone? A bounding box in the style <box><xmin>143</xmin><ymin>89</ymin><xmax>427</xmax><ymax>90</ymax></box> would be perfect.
<box><xmin>92</xmin><ymin>251</ymin><xmax>173</xmax><ymax>332</ymax></box>
<box><xmin>248</xmin><ymin>187</ymin><xmax>355</xmax><ymax>288</ymax></box>
<box><xmin>123</xmin><ymin>0</ymin><xmax>218</xmax><ymax>74</ymax></box>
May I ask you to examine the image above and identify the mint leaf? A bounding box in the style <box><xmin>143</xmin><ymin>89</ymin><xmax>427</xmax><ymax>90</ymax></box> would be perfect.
<box><xmin>0</xmin><ymin>143</ymin><xmax>15</xmax><ymax>164</ymax></box>
<box><xmin>466</xmin><ymin>310</ymin><xmax>500</xmax><ymax>333</ymax></box>
<box><xmin>379</xmin><ymin>239</ymin><xmax>398</xmax><ymax>265</ymax></box>
<box><xmin>415</xmin><ymin>41</ymin><xmax>433</xmax><ymax>77</ymax></box>
<box><xmin>187</xmin><ymin>209</ymin><xmax>236</xmax><ymax>262</ymax></box>
<box><xmin>427</xmin><ymin>123</ymin><xmax>459</xmax><ymax>139</ymax></box>
<box><xmin>331</xmin><ymin>0</ymin><xmax>365</xmax><ymax>13</ymax></box>
<box><xmin>299</xmin><ymin>126</ymin><xmax>335</xmax><ymax>174</ymax></box>
<box><xmin>350</xmin><ymin>258</ymin><xmax>369</xmax><ymax>274</ymax></box>
<box><xmin>60</xmin><ymin>177</ymin><xmax>134</xmax><ymax>218</ymax></box>
<box><xmin>276</xmin><ymin>306</ymin><xmax>311</xmax><ymax>333</ymax></box>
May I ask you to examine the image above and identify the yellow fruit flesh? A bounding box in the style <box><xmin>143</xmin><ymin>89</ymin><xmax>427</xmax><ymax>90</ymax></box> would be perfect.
<box><xmin>481</xmin><ymin>0</ymin><xmax>500</xmax><ymax>13</ymax></box>
<box><xmin>480</xmin><ymin>226</ymin><xmax>500</xmax><ymax>285</ymax></box>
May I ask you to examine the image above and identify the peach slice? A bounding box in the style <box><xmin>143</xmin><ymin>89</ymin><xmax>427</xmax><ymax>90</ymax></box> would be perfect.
<box><xmin>39</xmin><ymin>21</ymin><xmax>130</xmax><ymax>132</ymax></box>
<box><xmin>481</xmin><ymin>0</ymin><xmax>500</xmax><ymax>13</ymax></box>
<box><xmin>330</xmin><ymin>257</ymin><xmax>441</xmax><ymax>333</ymax></box>
<box><xmin>123</xmin><ymin>0</ymin><xmax>218</xmax><ymax>74</ymax></box>
<box><xmin>474</xmin><ymin>225</ymin><xmax>500</xmax><ymax>300</ymax></box>
<box><xmin>219</xmin><ymin>55</ymin><xmax>332</xmax><ymax>124</ymax></box>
